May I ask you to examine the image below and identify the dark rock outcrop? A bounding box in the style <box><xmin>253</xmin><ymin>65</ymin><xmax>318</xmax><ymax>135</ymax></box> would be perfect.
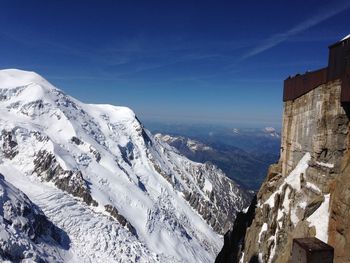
<box><xmin>303</xmin><ymin>195</ymin><xmax>324</xmax><ymax>220</ymax></box>
<box><xmin>0</xmin><ymin>173</ymin><xmax>70</xmax><ymax>262</ymax></box>
<box><xmin>1</xmin><ymin>130</ymin><xmax>18</xmax><ymax>159</ymax></box>
<box><xmin>33</xmin><ymin>150</ymin><xmax>98</xmax><ymax>206</ymax></box>
<box><xmin>215</xmin><ymin>196</ymin><xmax>257</xmax><ymax>263</ymax></box>
<box><xmin>104</xmin><ymin>204</ymin><xmax>137</xmax><ymax>236</ymax></box>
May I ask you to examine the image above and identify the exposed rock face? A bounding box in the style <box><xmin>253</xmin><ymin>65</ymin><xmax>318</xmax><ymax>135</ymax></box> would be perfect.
<box><xmin>180</xmin><ymin>162</ymin><xmax>251</xmax><ymax>234</ymax></box>
<box><xmin>33</xmin><ymin>149</ymin><xmax>98</xmax><ymax>207</ymax></box>
<box><xmin>0</xmin><ymin>128</ymin><xmax>99</xmax><ymax>208</ymax></box>
<box><xmin>1</xmin><ymin>130</ymin><xmax>18</xmax><ymax>159</ymax></box>
<box><xmin>328</xmin><ymin>150</ymin><xmax>350</xmax><ymax>263</ymax></box>
<box><xmin>105</xmin><ymin>204</ymin><xmax>137</xmax><ymax>236</ymax></box>
<box><xmin>217</xmin><ymin>79</ymin><xmax>350</xmax><ymax>262</ymax></box>
<box><xmin>215</xmin><ymin>196</ymin><xmax>257</xmax><ymax>263</ymax></box>
<box><xmin>0</xmin><ymin>173</ymin><xmax>68</xmax><ymax>262</ymax></box>
<box><xmin>150</xmin><ymin>136</ymin><xmax>251</xmax><ymax>235</ymax></box>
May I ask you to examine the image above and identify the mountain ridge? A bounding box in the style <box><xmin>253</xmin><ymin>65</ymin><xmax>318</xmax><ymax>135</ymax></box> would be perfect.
<box><xmin>155</xmin><ymin>133</ymin><xmax>279</xmax><ymax>190</ymax></box>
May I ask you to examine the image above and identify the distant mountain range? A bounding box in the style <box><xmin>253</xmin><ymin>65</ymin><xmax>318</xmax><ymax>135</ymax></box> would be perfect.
<box><xmin>153</xmin><ymin>127</ymin><xmax>280</xmax><ymax>190</ymax></box>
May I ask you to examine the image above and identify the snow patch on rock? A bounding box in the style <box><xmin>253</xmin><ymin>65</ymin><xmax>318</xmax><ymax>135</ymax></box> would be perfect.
<box><xmin>307</xmin><ymin>194</ymin><xmax>330</xmax><ymax>243</ymax></box>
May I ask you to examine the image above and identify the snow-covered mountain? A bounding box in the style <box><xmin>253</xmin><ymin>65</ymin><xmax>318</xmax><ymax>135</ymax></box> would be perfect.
<box><xmin>231</xmin><ymin>127</ymin><xmax>280</xmax><ymax>139</ymax></box>
<box><xmin>154</xmin><ymin>133</ymin><xmax>278</xmax><ymax>190</ymax></box>
<box><xmin>262</xmin><ymin>127</ymin><xmax>280</xmax><ymax>138</ymax></box>
<box><xmin>154</xmin><ymin>134</ymin><xmax>213</xmax><ymax>153</ymax></box>
<box><xmin>0</xmin><ymin>69</ymin><xmax>250</xmax><ymax>262</ymax></box>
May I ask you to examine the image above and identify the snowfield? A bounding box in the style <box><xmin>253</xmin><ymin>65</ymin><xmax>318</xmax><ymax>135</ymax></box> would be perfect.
<box><xmin>0</xmin><ymin>69</ymin><xmax>249</xmax><ymax>262</ymax></box>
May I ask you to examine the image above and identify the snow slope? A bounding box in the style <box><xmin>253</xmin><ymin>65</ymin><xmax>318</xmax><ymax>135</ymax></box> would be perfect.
<box><xmin>0</xmin><ymin>171</ymin><xmax>68</xmax><ymax>262</ymax></box>
<box><xmin>0</xmin><ymin>69</ymin><xmax>249</xmax><ymax>262</ymax></box>
<box><xmin>0</xmin><ymin>165</ymin><xmax>165</xmax><ymax>263</ymax></box>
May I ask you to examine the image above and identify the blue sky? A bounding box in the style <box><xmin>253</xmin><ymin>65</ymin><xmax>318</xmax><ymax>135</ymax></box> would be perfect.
<box><xmin>0</xmin><ymin>0</ymin><xmax>349</xmax><ymax>127</ymax></box>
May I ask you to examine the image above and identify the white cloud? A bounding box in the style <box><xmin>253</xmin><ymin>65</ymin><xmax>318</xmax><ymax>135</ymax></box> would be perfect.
<box><xmin>242</xmin><ymin>1</ymin><xmax>350</xmax><ymax>59</ymax></box>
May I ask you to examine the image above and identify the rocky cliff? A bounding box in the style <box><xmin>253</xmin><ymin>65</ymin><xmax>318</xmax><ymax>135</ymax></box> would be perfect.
<box><xmin>216</xmin><ymin>79</ymin><xmax>350</xmax><ymax>262</ymax></box>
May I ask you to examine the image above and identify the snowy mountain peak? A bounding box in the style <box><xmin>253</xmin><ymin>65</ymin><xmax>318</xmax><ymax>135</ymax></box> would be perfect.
<box><xmin>0</xmin><ymin>69</ymin><xmax>136</xmax><ymax>121</ymax></box>
<box><xmin>155</xmin><ymin>133</ymin><xmax>213</xmax><ymax>153</ymax></box>
<box><xmin>263</xmin><ymin>127</ymin><xmax>280</xmax><ymax>138</ymax></box>
<box><xmin>0</xmin><ymin>69</ymin><xmax>250</xmax><ymax>262</ymax></box>
<box><xmin>0</xmin><ymin>69</ymin><xmax>55</xmax><ymax>93</ymax></box>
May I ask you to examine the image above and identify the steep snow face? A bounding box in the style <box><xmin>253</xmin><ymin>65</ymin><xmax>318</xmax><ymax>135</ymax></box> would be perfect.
<box><xmin>0</xmin><ymin>69</ymin><xmax>249</xmax><ymax>262</ymax></box>
<box><xmin>0</xmin><ymin>165</ymin><xmax>171</xmax><ymax>263</ymax></box>
<box><xmin>0</xmin><ymin>172</ymin><xmax>68</xmax><ymax>262</ymax></box>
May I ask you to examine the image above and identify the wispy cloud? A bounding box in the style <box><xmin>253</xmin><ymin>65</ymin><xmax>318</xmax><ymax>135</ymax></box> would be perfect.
<box><xmin>241</xmin><ymin>1</ymin><xmax>350</xmax><ymax>60</ymax></box>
